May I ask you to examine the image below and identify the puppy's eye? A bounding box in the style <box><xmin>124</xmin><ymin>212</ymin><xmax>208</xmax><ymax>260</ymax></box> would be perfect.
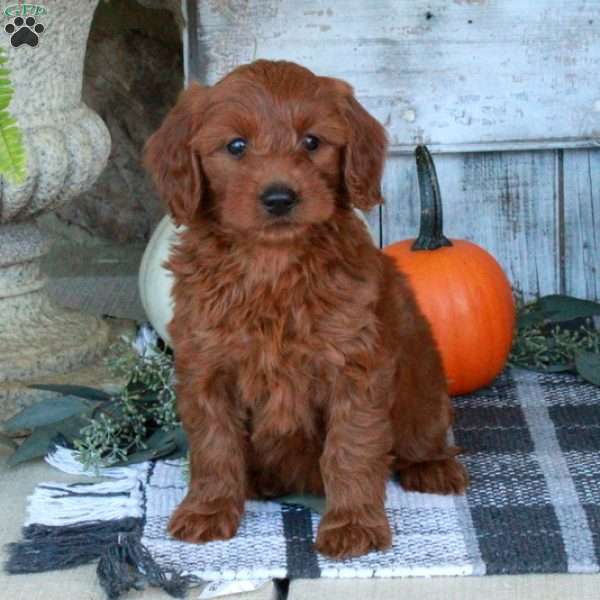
<box><xmin>226</xmin><ymin>138</ymin><xmax>247</xmax><ymax>157</ymax></box>
<box><xmin>302</xmin><ymin>135</ymin><xmax>320</xmax><ymax>152</ymax></box>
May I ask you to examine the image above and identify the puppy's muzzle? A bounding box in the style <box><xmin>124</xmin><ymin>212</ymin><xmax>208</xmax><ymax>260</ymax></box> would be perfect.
<box><xmin>261</xmin><ymin>184</ymin><xmax>298</xmax><ymax>217</ymax></box>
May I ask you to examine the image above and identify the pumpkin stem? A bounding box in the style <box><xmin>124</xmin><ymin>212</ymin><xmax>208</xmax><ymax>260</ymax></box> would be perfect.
<box><xmin>412</xmin><ymin>145</ymin><xmax>453</xmax><ymax>251</ymax></box>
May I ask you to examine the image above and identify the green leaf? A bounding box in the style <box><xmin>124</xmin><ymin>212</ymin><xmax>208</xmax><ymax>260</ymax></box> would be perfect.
<box><xmin>29</xmin><ymin>384</ymin><xmax>112</xmax><ymax>402</ymax></box>
<box><xmin>170</xmin><ymin>426</ymin><xmax>188</xmax><ymax>457</ymax></box>
<box><xmin>115</xmin><ymin>440</ymin><xmax>177</xmax><ymax>466</ymax></box>
<box><xmin>0</xmin><ymin>48</ymin><xmax>26</xmax><ymax>184</ymax></box>
<box><xmin>2</xmin><ymin>398</ymin><xmax>91</xmax><ymax>433</ymax></box>
<box><xmin>517</xmin><ymin>308</ymin><xmax>546</xmax><ymax>329</ymax></box>
<box><xmin>146</xmin><ymin>426</ymin><xmax>189</xmax><ymax>459</ymax></box>
<box><xmin>575</xmin><ymin>351</ymin><xmax>600</xmax><ymax>386</ymax></box>
<box><xmin>145</xmin><ymin>429</ymin><xmax>176</xmax><ymax>450</ymax></box>
<box><xmin>6</xmin><ymin>427</ymin><xmax>57</xmax><ymax>467</ymax></box>
<box><xmin>125</xmin><ymin>380</ymin><xmax>151</xmax><ymax>394</ymax></box>
<box><xmin>6</xmin><ymin>414</ymin><xmax>92</xmax><ymax>467</ymax></box>
<box><xmin>136</xmin><ymin>391</ymin><xmax>161</xmax><ymax>404</ymax></box>
<box><xmin>108</xmin><ymin>428</ymin><xmax>181</xmax><ymax>467</ymax></box>
<box><xmin>90</xmin><ymin>400</ymin><xmax>124</xmax><ymax>421</ymax></box>
<box><xmin>537</xmin><ymin>295</ymin><xmax>600</xmax><ymax>323</ymax></box>
<box><xmin>276</xmin><ymin>494</ymin><xmax>326</xmax><ymax>514</ymax></box>
<box><xmin>0</xmin><ymin>432</ymin><xmax>17</xmax><ymax>450</ymax></box>
<box><xmin>54</xmin><ymin>415</ymin><xmax>94</xmax><ymax>443</ymax></box>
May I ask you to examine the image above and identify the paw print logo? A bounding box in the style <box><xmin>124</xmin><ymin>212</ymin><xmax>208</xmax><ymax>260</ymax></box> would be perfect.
<box><xmin>4</xmin><ymin>16</ymin><xmax>45</xmax><ymax>48</ymax></box>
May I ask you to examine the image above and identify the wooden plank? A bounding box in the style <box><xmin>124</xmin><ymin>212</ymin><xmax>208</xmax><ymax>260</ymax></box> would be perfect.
<box><xmin>381</xmin><ymin>150</ymin><xmax>561</xmax><ymax>301</ymax></box>
<box><xmin>183</xmin><ymin>0</ymin><xmax>202</xmax><ymax>82</ymax></box>
<box><xmin>563</xmin><ymin>149</ymin><xmax>600</xmax><ymax>301</ymax></box>
<box><xmin>390</xmin><ymin>140</ymin><xmax>600</xmax><ymax>155</ymax></box>
<box><xmin>194</xmin><ymin>0</ymin><xmax>600</xmax><ymax>152</ymax></box>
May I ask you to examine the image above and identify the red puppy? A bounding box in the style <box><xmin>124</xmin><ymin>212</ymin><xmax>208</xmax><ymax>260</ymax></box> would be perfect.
<box><xmin>144</xmin><ymin>60</ymin><xmax>468</xmax><ymax>559</ymax></box>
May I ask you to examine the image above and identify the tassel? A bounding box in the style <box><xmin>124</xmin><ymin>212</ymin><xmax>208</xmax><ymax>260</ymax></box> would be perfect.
<box><xmin>5</xmin><ymin>518</ymin><xmax>140</xmax><ymax>573</ymax></box>
<box><xmin>97</xmin><ymin>532</ymin><xmax>189</xmax><ymax>599</ymax></box>
<box><xmin>5</xmin><ymin>444</ymin><xmax>149</xmax><ymax>576</ymax></box>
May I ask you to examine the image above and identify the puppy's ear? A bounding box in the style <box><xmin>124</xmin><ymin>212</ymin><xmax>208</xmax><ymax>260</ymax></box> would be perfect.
<box><xmin>144</xmin><ymin>83</ymin><xmax>207</xmax><ymax>226</ymax></box>
<box><xmin>339</xmin><ymin>85</ymin><xmax>388</xmax><ymax>210</ymax></box>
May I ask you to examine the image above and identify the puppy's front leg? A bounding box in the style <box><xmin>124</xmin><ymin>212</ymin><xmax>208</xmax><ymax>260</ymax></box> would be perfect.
<box><xmin>169</xmin><ymin>373</ymin><xmax>246</xmax><ymax>544</ymax></box>
<box><xmin>316</xmin><ymin>377</ymin><xmax>394</xmax><ymax>559</ymax></box>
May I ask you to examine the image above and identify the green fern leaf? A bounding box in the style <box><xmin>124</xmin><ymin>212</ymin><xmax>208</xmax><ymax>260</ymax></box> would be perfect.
<box><xmin>0</xmin><ymin>49</ymin><xmax>26</xmax><ymax>184</ymax></box>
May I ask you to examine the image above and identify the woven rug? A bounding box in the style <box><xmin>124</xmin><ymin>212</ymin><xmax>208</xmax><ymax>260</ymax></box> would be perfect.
<box><xmin>6</xmin><ymin>368</ymin><xmax>600</xmax><ymax>597</ymax></box>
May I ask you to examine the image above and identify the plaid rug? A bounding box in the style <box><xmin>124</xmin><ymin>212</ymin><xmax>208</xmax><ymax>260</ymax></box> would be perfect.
<box><xmin>6</xmin><ymin>368</ymin><xmax>600</xmax><ymax>596</ymax></box>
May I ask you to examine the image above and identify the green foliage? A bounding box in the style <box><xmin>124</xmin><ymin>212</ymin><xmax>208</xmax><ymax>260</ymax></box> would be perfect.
<box><xmin>575</xmin><ymin>352</ymin><xmax>600</xmax><ymax>386</ymax></box>
<box><xmin>29</xmin><ymin>384</ymin><xmax>112</xmax><ymax>402</ymax></box>
<box><xmin>7</xmin><ymin>427</ymin><xmax>59</xmax><ymax>467</ymax></box>
<box><xmin>3</xmin><ymin>397</ymin><xmax>92</xmax><ymax>433</ymax></box>
<box><xmin>510</xmin><ymin>295</ymin><xmax>600</xmax><ymax>384</ymax></box>
<box><xmin>1</xmin><ymin>343</ymin><xmax>185</xmax><ymax>469</ymax></box>
<box><xmin>73</xmin><ymin>346</ymin><xmax>184</xmax><ymax>469</ymax></box>
<box><xmin>517</xmin><ymin>294</ymin><xmax>600</xmax><ymax>328</ymax></box>
<box><xmin>7</xmin><ymin>415</ymin><xmax>91</xmax><ymax>467</ymax></box>
<box><xmin>0</xmin><ymin>432</ymin><xmax>17</xmax><ymax>450</ymax></box>
<box><xmin>3</xmin><ymin>295</ymin><xmax>599</xmax><ymax>470</ymax></box>
<box><xmin>0</xmin><ymin>48</ymin><xmax>26</xmax><ymax>184</ymax></box>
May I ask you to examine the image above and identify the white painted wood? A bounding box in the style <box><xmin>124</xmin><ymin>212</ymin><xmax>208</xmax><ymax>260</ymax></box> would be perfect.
<box><xmin>184</xmin><ymin>0</ymin><xmax>600</xmax><ymax>300</ymax></box>
<box><xmin>381</xmin><ymin>151</ymin><xmax>561</xmax><ymax>301</ymax></box>
<box><xmin>182</xmin><ymin>0</ymin><xmax>191</xmax><ymax>81</ymax></box>
<box><xmin>193</xmin><ymin>0</ymin><xmax>600</xmax><ymax>153</ymax></box>
<box><xmin>563</xmin><ymin>149</ymin><xmax>600</xmax><ymax>301</ymax></box>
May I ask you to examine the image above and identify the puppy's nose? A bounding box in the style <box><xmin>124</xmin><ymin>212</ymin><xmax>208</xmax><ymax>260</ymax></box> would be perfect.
<box><xmin>261</xmin><ymin>184</ymin><xmax>298</xmax><ymax>217</ymax></box>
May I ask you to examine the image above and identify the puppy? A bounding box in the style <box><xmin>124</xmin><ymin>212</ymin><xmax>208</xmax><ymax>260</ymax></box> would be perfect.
<box><xmin>144</xmin><ymin>60</ymin><xmax>468</xmax><ymax>559</ymax></box>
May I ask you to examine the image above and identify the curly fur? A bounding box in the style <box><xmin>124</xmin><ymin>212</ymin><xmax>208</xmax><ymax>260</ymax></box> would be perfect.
<box><xmin>144</xmin><ymin>60</ymin><xmax>468</xmax><ymax>559</ymax></box>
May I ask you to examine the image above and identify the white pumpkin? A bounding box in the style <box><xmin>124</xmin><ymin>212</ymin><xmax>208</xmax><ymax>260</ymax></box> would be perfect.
<box><xmin>139</xmin><ymin>211</ymin><xmax>376</xmax><ymax>346</ymax></box>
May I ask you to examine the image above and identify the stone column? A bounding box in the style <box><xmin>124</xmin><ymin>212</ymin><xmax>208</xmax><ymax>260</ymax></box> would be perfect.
<box><xmin>0</xmin><ymin>0</ymin><xmax>111</xmax><ymax>385</ymax></box>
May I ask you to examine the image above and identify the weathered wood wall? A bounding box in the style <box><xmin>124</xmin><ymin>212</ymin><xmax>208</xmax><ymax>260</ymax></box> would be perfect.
<box><xmin>184</xmin><ymin>0</ymin><xmax>600</xmax><ymax>301</ymax></box>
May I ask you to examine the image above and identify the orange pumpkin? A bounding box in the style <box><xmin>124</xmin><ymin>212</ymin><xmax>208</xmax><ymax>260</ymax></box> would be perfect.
<box><xmin>384</xmin><ymin>146</ymin><xmax>516</xmax><ymax>396</ymax></box>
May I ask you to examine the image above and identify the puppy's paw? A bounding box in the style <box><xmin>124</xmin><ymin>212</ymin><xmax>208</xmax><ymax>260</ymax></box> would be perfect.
<box><xmin>168</xmin><ymin>495</ymin><xmax>242</xmax><ymax>543</ymax></box>
<box><xmin>398</xmin><ymin>457</ymin><xmax>469</xmax><ymax>495</ymax></box>
<box><xmin>315</xmin><ymin>508</ymin><xmax>391</xmax><ymax>559</ymax></box>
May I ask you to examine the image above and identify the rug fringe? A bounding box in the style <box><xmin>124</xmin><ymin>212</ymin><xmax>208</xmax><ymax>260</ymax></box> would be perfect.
<box><xmin>5</xmin><ymin>445</ymin><xmax>149</xmax><ymax>578</ymax></box>
<box><xmin>98</xmin><ymin>531</ymin><xmax>189</xmax><ymax>599</ymax></box>
<box><xmin>24</xmin><ymin>446</ymin><xmax>148</xmax><ymax>528</ymax></box>
<box><xmin>45</xmin><ymin>444</ymin><xmax>148</xmax><ymax>479</ymax></box>
<box><xmin>24</xmin><ymin>477</ymin><xmax>145</xmax><ymax>527</ymax></box>
<box><xmin>5</xmin><ymin>518</ymin><xmax>141</xmax><ymax>574</ymax></box>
